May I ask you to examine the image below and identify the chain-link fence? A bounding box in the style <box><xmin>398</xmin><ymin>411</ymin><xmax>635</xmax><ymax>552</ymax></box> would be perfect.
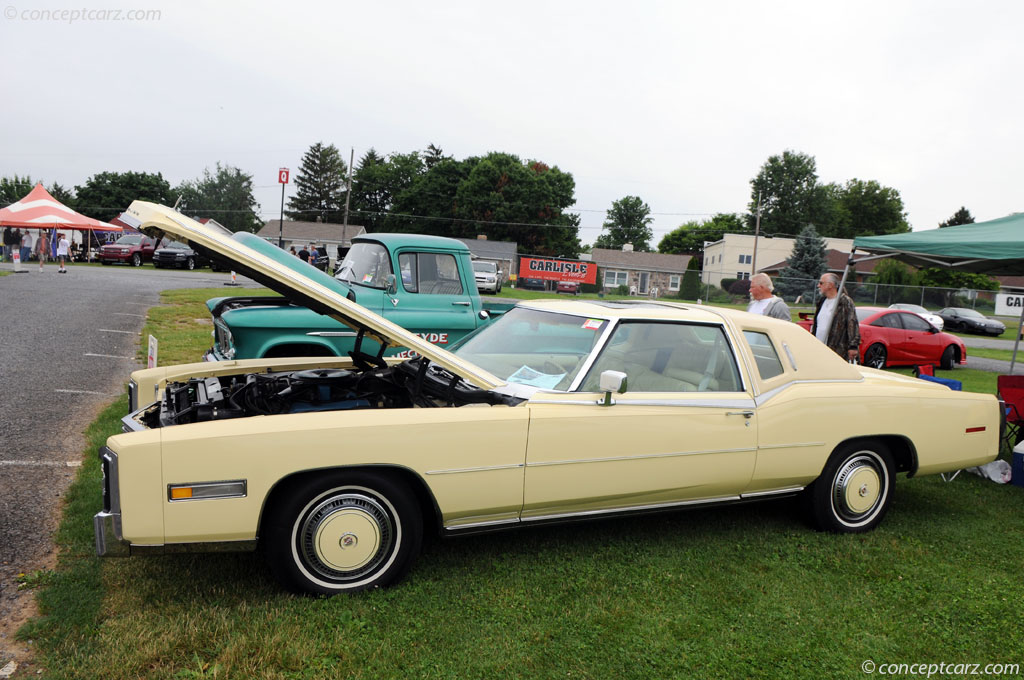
<box><xmin>700</xmin><ymin>276</ymin><xmax>1006</xmax><ymax>315</ymax></box>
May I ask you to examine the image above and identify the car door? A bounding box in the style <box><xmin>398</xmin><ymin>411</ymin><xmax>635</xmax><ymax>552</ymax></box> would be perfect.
<box><xmin>870</xmin><ymin>311</ymin><xmax>908</xmax><ymax>362</ymax></box>
<box><xmin>898</xmin><ymin>311</ymin><xmax>941</xmax><ymax>363</ymax></box>
<box><xmin>521</xmin><ymin>321</ymin><xmax>757</xmax><ymax>520</ymax></box>
<box><xmin>386</xmin><ymin>250</ymin><xmax>479</xmax><ymax>352</ymax></box>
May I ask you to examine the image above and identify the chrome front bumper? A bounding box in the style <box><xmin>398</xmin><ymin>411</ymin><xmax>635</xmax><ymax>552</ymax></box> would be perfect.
<box><xmin>94</xmin><ymin>447</ymin><xmax>130</xmax><ymax>557</ymax></box>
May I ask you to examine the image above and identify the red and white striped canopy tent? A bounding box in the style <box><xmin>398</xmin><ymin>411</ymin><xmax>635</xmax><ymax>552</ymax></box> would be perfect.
<box><xmin>0</xmin><ymin>183</ymin><xmax>121</xmax><ymax>231</ymax></box>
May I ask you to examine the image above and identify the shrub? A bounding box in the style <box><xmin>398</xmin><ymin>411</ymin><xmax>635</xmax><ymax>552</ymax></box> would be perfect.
<box><xmin>728</xmin><ymin>279</ymin><xmax>751</xmax><ymax>297</ymax></box>
<box><xmin>720</xmin><ymin>278</ymin><xmax>738</xmax><ymax>292</ymax></box>
<box><xmin>615</xmin><ymin>284</ymin><xmax>630</xmax><ymax>296</ymax></box>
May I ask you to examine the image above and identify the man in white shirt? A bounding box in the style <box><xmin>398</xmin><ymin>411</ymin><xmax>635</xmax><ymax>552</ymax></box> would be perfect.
<box><xmin>810</xmin><ymin>273</ymin><xmax>860</xmax><ymax>361</ymax></box>
<box><xmin>746</xmin><ymin>273</ymin><xmax>791</xmax><ymax>320</ymax></box>
<box><xmin>56</xmin><ymin>233</ymin><xmax>71</xmax><ymax>273</ymax></box>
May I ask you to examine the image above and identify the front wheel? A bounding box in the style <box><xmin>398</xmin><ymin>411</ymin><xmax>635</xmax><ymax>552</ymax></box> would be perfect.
<box><xmin>940</xmin><ymin>345</ymin><xmax>956</xmax><ymax>370</ymax></box>
<box><xmin>186</xmin><ymin>257</ymin><xmax>195</xmax><ymax>270</ymax></box>
<box><xmin>804</xmin><ymin>440</ymin><xmax>894</xmax><ymax>533</ymax></box>
<box><xmin>131</xmin><ymin>253</ymin><xmax>141</xmax><ymax>267</ymax></box>
<box><xmin>864</xmin><ymin>343</ymin><xmax>887</xmax><ymax>369</ymax></box>
<box><xmin>263</xmin><ymin>472</ymin><xmax>422</xmax><ymax>595</ymax></box>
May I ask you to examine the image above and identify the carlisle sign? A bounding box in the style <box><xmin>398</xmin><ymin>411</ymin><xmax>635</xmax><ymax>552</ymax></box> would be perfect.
<box><xmin>995</xmin><ymin>293</ymin><xmax>1024</xmax><ymax>317</ymax></box>
<box><xmin>519</xmin><ymin>256</ymin><xmax>597</xmax><ymax>284</ymax></box>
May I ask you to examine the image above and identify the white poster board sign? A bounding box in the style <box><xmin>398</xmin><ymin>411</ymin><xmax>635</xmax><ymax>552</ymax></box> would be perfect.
<box><xmin>147</xmin><ymin>334</ymin><xmax>158</xmax><ymax>368</ymax></box>
<box><xmin>995</xmin><ymin>293</ymin><xmax>1024</xmax><ymax>318</ymax></box>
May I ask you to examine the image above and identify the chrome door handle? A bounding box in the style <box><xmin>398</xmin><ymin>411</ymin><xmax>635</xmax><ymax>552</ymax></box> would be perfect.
<box><xmin>726</xmin><ymin>411</ymin><xmax>754</xmax><ymax>418</ymax></box>
<box><xmin>451</xmin><ymin>301</ymin><xmax>471</xmax><ymax>306</ymax></box>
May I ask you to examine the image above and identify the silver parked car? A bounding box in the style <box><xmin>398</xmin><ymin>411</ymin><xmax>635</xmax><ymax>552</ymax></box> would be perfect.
<box><xmin>473</xmin><ymin>260</ymin><xmax>502</xmax><ymax>294</ymax></box>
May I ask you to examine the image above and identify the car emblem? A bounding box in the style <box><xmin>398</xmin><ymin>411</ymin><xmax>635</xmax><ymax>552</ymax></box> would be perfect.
<box><xmin>339</xmin><ymin>533</ymin><xmax>358</xmax><ymax>549</ymax></box>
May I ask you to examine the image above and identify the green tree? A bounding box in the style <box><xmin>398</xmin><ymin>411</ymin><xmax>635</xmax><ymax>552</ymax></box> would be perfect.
<box><xmin>680</xmin><ymin>254</ymin><xmax>701</xmax><ymax>300</ymax></box>
<box><xmin>75</xmin><ymin>171</ymin><xmax>173</xmax><ymax>221</ymax></box>
<box><xmin>285</xmin><ymin>142</ymin><xmax>348</xmax><ymax>222</ymax></box>
<box><xmin>452</xmin><ymin>154</ymin><xmax>580</xmax><ymax>257</ymax></box>
<box><xmin>659</xmin><ymin>213</ymin><xmax>745</xmax><ymax>254</ymax></box>
<box><xmin>873</xmin><ymin>258</ymin><xmax>916</xmax><ymax>287</ymax></box>
<box><xmin>939</xmin><ymin>206</ymin><xmax>975</xmax><ymax>228</ymax></box>
<box><xmin>423</xmin><ymin>143</ymin><xmax>450</xmax><ymax>169</ymax></box>
<box><xmin>348</xmin><ymin>149</ymin><xmax>424</xmax><ymax>232</ymax></box>
<box><xmin>775</xmin><ymin>224</ymin><xmax>827</xmax><ymax>301</ymax></box>
<box><xmin>175</xmin><ymin>164</ymin><xmax>262</xmax><ymax>233</ymax></box>
<box><xmin>1</xmin><ymin>174</ymin><xmax>38</xmax><ymax>207</ymax></box>
<box><xmin>594</xmin><ymin>196</ymin><xmax>653</xmax><ymax>252</ymax></box>
<box><xmin>748</xmin><ymin>150</ymin><xmax>831</xmax><ymax>235</ymax></box>
<box><xmin>833</xmin><ymin>179</ymin><xmax>909</xmax><ymax>237</ymax></box>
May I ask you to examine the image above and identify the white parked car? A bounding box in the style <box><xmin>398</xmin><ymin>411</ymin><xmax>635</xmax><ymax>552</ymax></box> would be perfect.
<box><xmin>888</xmin><ymin>304</ymin><xmax>944</xmax><ymax>331</ymax></box>
<box><xmin>473</xmin><ymin>260</ymin><xmax>502</xmax><ymax>294</ymax></box>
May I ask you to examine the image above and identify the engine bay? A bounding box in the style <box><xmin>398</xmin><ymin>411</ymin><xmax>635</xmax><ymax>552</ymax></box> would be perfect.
<box><xmin>142</xmin><ymin>358</ymin><xmax>521</xmax><ymax>428</ymax></box>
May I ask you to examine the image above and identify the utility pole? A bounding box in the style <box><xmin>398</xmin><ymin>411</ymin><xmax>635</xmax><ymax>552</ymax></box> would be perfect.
<box><xmin>277</xmin><ymin>168</ymin><xmax>290</xmax><ymax>248</ymax></box>
<box><xmin>751</xmin><ymin>191</ymin><xmax>762</xmax><ymax>277</ymax></box>
<box><xmin>342</xmin><ymin>147</ymin><xmax>354</xmax><ymax>229</ymax></box>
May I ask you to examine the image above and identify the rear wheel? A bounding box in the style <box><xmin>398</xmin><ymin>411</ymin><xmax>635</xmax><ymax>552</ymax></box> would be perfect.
<box><xmin>940</xmin><ymin>345</ymin><xmax>956</xmax><ymax>370</ymax></box>
<box><xmin>804</xmin><ymin>440</ymin><xmax>894</xmax><ymax>533</ymax></box>
<box><xmin>263</xmin><ymin>472</ymin><xmax>421</xmax><ymax>595</ymax></box>
<box><xmin>864</xmin><ymin>343</ymin><xmax>887</xmax><ymax>369</ymax></box>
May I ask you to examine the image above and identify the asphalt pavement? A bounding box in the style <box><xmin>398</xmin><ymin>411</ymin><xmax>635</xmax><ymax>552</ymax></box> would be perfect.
<box><xmin>0</xmin><ymin>262</ymin><xmax>259</xmax><ymax>665</ymax></box>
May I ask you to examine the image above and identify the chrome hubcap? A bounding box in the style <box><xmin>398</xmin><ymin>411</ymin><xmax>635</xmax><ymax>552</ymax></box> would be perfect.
<box><xmin>299</xmin><ymin>492</ymin><xmax>393</xmax><ymax>581</ymax></box>
<box><xmin>832</xmin><ymin>453</ymin><xmax>885</xmax><ymax>523</ymax></box>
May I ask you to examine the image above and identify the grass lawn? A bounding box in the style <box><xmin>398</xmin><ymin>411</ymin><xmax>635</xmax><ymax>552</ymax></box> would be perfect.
<box><xmin>20</xmin><ymin>289</ymin><xmax>1024</xmax><ymax>679</ymax></box>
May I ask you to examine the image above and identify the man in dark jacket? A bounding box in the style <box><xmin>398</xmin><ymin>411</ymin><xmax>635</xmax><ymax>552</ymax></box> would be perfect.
<box><xmin>810</xmin><ymin>273</ymin><xmax>860</xmax><ymax>361</ymax></box>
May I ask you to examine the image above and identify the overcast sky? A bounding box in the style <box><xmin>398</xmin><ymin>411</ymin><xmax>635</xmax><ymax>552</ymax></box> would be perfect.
<box><xmin>3</xmin><ymin>0</ymin><xmax>1021</xmax><ymax>246</ymax></box>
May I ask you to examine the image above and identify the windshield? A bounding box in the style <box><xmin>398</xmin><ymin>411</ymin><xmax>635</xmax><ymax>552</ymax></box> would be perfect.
<box><xmin>115</xmin><ymin>234</ymin><xmax>144</xmax><ymax>245</ymax></box>
<box><xmin>165</xmin><ymin>241</ymin><xmax>189</xmax><ymax>250</ymax></box>
<box><xmin>855</xmin><ymin>308</ymin><xmax>881</xmax><ymax>322</ymax></box>
<box><xmin>957</xmin><ymin>309</ymin><xmax>985</xmax><ymax>319</ymax></box>
<box><xmin>473</xmin><ymin>261</ymin><xmax>496</xmax><ymax>274</ymax></box>
<box><xmin>454</xmin><ymin>307</ymin><xmax>608</xmax><ymax>390</ymax></box>
<box><xmin>335</xmin><ymin>242</ymin><xmax>393</xmax><ymax>289</ymax></box>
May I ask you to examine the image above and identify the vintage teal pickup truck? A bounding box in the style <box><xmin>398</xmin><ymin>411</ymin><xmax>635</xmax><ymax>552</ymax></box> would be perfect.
<box><xmin>205</xmin><ymin>233</ymin><xmax>515</xmax><ymax>360</ymax></box>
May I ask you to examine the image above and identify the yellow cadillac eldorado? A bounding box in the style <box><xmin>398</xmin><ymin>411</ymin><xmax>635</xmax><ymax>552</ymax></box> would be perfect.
<box><xmin>95</xmin><ymin>201</ymin><xmax>1002</xmax><ymax>595</ymax></box>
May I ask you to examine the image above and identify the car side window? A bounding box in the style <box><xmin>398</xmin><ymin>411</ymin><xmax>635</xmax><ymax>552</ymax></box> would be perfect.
<box><xmin>901</xmin><ymin>313</ymin><xmax>931</xmax><ymax>332</ymax></box>
<box><xmin>742</xmin><ymin>331</ymin><xmax>785</xmax><ymax>380</ymax></box>
<box><xmin>873</xmin><ymin>313</ymin><xmax>902</xmax><ymax>329</ymax></box>
<box><xmin>399</xmin><ymin>253</ymin><xmax>464</xmax><ymax>295</ymax></box>
<box><xmin>581</xmin><ymin>322</ymin><xmax>741</xmax><ymax>393</ymax></box>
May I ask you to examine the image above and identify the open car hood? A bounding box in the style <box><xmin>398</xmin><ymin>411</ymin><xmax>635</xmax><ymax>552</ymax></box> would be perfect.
<box><xmin>121</xmin><ymin>201</ymin><xmax>503</xmax><ymax>390</ymax></box>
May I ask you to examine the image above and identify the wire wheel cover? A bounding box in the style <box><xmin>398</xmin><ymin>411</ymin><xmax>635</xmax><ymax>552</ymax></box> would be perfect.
<box><xmin>298</xmin><ymin>492</ymin><xmax>395</xmax><ymax>581</ymax></box>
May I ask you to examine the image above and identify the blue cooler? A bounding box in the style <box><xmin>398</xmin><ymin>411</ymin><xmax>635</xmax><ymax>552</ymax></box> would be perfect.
<box><xmin>1013</xmin><ymin>443</ymin><xmax>1024</xmax><ymax>488</ymax></box>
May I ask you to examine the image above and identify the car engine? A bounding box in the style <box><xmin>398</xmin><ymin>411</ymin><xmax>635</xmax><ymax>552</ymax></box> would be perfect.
<box><xmin>143</xmin><ymin>358</ymin><xmax>520</xmax><ymax>428</ymax></box>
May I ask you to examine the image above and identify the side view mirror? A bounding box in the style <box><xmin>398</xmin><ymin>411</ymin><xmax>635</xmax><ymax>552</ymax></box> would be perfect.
<box><xmin>599</xmin><ymin>370</ymin><xmax>628</xmax><ymax>406</ymax></box>
<box><xmin>385</xmin><ymin>274</ymin><xmax>397</xmax><ymax>295</ymax></box>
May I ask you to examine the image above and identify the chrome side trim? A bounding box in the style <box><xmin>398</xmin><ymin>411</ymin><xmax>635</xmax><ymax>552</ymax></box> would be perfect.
<box><xmin>758</xmin><ymin>441</ymin><xmax>825</xmax><ymax>451</ymax></box>
<box><xmin>425</xmin><ymin>463</ymin><xmax>525</xmax><ymax>476</ymax></box>
<box><xmin>306</xmin><ymin>331</ymin><xmax>358</xmax><ymax>337</ymax></box>
<box><xmin>129</xmin><ymin>539</ymin><xmax>259</xmax><ymax>555</ymax></box>
<box><xmin>443</xmin><ymin>517</ymin><xmax>521</xmax><ymax>531</ymax></box>
<box><xmin>755</xmin><ymin>378</ymin><xmax>865</xmax><ymax>405</ymax></box>
<box><xmin>522</xmin><ymin>495</ymin><xmax>744</xmax><ymax>523</ymax></box>
<box><xmin>127</xmin><ymin>379</ymin><xmax>138</xmax><ymax>413</ymax></box>
<box><xmin>94</xmin><ymin>447</ymin><xmax>126</xmax><ymax>557</ymax></box>
<box><xmin>527</xmin><ymin>446</ymin><xmax>757</xmax><ymax>468</ymax></box>
<box><xmin>782</xmin><ymin>342</ymin><xmax>798</xmax><ymax>371</ymax></box>
<box><xmin>740</xmin><ymin>486</ymin><xmax>804</xmax><ymax>498</ymax></box>
<box><xmin>530</xmin><ymin>396</ymin><xmax>757</xmax><ymax>409</ymax></box>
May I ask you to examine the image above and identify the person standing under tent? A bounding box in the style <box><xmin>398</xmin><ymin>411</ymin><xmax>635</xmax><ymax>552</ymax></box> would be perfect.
<box><xmin>21</xmin><ymin>230</ymin><xmax>32</xmax><ymax>263</ymax></box>
<box><xmin>56</xmin><ymin>233</ymin><xmax>70</xmax><ymax>273</ymax></box>
<box><xmin>35</xmin><ymin>230</ymin><xmax>48</xmax><ymax>272</ymax></box>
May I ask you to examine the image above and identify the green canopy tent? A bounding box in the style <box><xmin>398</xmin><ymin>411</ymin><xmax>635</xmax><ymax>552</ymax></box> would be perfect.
<box><xmin>848</xmin><ymin>212</ymin><xmax>1024</xmax><ymax>370</ymax></box>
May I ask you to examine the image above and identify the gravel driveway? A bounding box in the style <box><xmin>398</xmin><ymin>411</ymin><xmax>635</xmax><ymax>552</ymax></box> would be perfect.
<box><xmin>0</xmin><ymin>263</ymin><xmax>258</xmax><ymax>667</ymax></box>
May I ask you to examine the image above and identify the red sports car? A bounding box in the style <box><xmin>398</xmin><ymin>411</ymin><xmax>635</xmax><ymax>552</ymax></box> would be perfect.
<box><xmin>798</xmin><ymin>307</ymin><xmax>966</xmax><ymax>369</ymax></box>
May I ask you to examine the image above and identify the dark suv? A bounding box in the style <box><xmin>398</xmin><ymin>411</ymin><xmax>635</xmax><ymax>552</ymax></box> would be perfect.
<box><xmin>98</xmin><ymin>234</ymin><xmax>162</xmax><ymax>266</ymax></box>
<box><xmin>153</xmin><ymin>240</ymin><xmax>208</xmax><ymax>270</ymax></box>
